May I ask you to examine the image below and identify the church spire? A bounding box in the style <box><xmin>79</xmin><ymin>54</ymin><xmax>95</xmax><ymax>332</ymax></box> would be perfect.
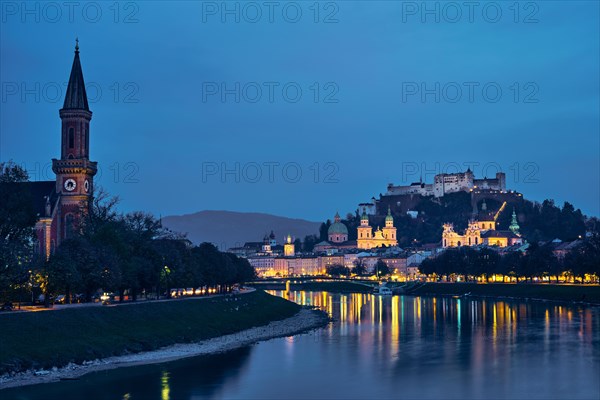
<box><xmin>509</xmin><ymin>208</ymin><xmax>520</xmax><ymax>235</ymax></box>
<box><xmin>62</xmin><ymin>39</ymin><xmax>89</xmax><ymax>111</ymax></box>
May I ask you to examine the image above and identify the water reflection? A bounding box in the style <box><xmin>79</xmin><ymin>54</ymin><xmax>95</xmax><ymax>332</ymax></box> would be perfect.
<box><xmin>271</xmin><ymin>290</ymin><xmax>600</xmax><ymax>399</ymax></box>
<box><xmin>161</xmin><ymin>371</ymin><xmax>170</xmax><ymax>400</ymax></box>
<box><xmin>273</xmin><ymin>290</ymin><xmax>599</xmax><ymax>347</ymax></box>
<box><xmin>6</xmin><ymin>292</ymin><xmax>600</xmax><ymax>400</ymax></box>
<box><xmin>5</xmin><ymin>346</ymin><xmax>253</xmax><ymax>400</ymax></box>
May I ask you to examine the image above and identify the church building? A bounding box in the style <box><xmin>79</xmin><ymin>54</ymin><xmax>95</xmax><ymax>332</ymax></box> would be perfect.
<box><xmin>357</xmin><ymin>207</ymin><xmax>398</xmax><ymax>249</ymax></box>
<box><xmin>442</xmin><ymin>202</ymin><xmax>523</xmax><ymax>248</ymax></box>
<box><xmin>31</xmin><ymin>41</ymin><xmax>97</xmax><ymax>259</ymax></box>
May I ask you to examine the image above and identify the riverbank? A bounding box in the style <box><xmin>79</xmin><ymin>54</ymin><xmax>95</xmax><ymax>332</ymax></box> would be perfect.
<box><xmin>0</xmin><ymin>290</ymin><xmax>324</xmax><ymax>380</ymax></box>
<box><xmin>0</xmin><ymin>307</ymin><xmax>328</xmax><ymax>389</ymax></box>
<box><xmin>406</xmin><ymin>282</ymin><xmax>600</xmax><ymax>304</ymax></box>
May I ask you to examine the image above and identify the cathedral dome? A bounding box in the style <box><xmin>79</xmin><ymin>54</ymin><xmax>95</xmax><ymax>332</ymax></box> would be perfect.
<box><xmin>328</xmin><ymin>221</ymin><xmax>348</xmax><ymax>235</ymax></box>
<box><xmin>328</xmin><ymin>212</ymin><xmax>348</xmax><ymax>235</ymax></box>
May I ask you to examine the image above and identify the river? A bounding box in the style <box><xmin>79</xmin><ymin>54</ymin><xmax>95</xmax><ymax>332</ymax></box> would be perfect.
<box><xmin>5</xmin><ymin>291</ymin><xmax>600</xmax><ymax>399</ymax></box>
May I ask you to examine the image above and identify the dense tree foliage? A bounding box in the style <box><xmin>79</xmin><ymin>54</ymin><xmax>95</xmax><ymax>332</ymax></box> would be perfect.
<box><xmin>420</xmin><ymin>236</ymin><xmax>600</xmax><ymax>282</ymax></box>
<box><xmin>352</xmin><ymin>259</ymin><xmax>367</xmax><ymax>276</ymax></box>
<box><xmin>0</xmin><ymin>181</ymin><xmax>256</xmax><ymax>304</ymax></box>
<box><xmin>374</xmin><ymin>260</ymin><xmax>391</xmax><ymax>278</ymax></box>
<box><xmin>42</xmin><ymin>194</ymin><xmax>257</xmax><ymax>303</ymax></box>
<box><xmin>302</xmin><ymin>234</ymin><xmax>319</xmax><ymax>252</ymax></box>
<box><xmin>0</xmin><ymin>162</ymin><xmax>38</xmax><ymax>301</ymax></box>
<box><xmin>326</xmin><ymin>264</ymin><xmax>350</xmax><ymax>277</ymax></box>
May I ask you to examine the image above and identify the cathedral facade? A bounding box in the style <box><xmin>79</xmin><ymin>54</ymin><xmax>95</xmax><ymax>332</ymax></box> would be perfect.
<box><xmin>357</xmin><ymin>207</ymin><xmax>398</xmax><ymax>249</ymax></box>
<box><xmin>33</xmin><ymin>42</ymin><xmax>97</xmax><ymax>259</ymax></box>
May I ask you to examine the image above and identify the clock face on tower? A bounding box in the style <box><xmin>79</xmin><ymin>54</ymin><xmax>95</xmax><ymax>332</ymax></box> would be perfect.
<box><xmin>84</xmin><ymin>180</ymin><xmax>90</xmax><ymax>193</ymax></box>
<box><xmin>64</xmin><ymin>178</ymin><xmax>77</xmax><ymax>192</ymax></box>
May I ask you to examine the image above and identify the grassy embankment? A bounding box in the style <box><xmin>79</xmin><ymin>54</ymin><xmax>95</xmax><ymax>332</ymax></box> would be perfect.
<box><xmin>251</xmin><ymin>280</ymin><xmax>374</xmax><ymax>294</ymax></box>
<box><xmin>407</xmin><ymin>283</ymin><xmax>600</xmax><ymax>304</ymax></box>
<box><xmin>0</xmin><ymin>290</ymin><xmax>300</xmax><ymax>374</ymax></box>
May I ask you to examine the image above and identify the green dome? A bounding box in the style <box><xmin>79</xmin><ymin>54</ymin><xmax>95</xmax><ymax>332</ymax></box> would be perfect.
<box><xmin>328</xmin><ymin>221</ymin><xmax>348</xmax><ymax>235</ymax></box>
<box><xmin>385</xmin><ymin>207</ymin><xmax>393</xmax><ymax>222</ymax></box>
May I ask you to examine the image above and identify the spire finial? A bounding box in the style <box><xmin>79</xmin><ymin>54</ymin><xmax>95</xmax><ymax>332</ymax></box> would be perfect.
<box><xmin>75</xmin><ymin>37</ymin><xmax>79</xmax><ymax>53</ymax></box>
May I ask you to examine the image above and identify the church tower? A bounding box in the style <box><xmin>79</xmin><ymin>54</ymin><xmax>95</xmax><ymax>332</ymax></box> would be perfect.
<box><xmin>52</xmin><ymin>40</ymin><xmax>97</xmax><ymax>242</ymax></box>
<box><xmin>382</xmin><ymin>206</ymin><xmax>396</xmax><ymax>241</ymax></box>
<box><xmin>356</xmin><ymin>208</ymin><xmax>373</xmax><ymax>249</ymax></box>
<box><xmin>509</xmin><ymin>208</ymin><xmax>520</xmax><ymax>236</ymax></box>
<box><xmin>284</xmin><ymin>234</ymin><xmax>295</xmax><ymax>257</ymax></box>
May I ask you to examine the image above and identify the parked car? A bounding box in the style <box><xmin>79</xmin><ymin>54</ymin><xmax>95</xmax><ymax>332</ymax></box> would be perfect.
<box><xmin>36</xmin><ymin>294</ymin><xmax>54</xmax><ymax>304</ymax></box>
<box><xmin>0</xmin><ymin>302</ymin><xmax>13</xmax><ymax>311</ymax></box>
<box><xmin>55</xmin><ymin>295</ymin><xmax>66</xmax><ymax>304</ymax></box>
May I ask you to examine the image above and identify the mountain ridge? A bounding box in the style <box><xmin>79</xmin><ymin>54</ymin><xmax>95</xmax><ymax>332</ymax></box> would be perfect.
<box><xmin>161</xmin><ymin>210</ymin><xmax>321</xmax><ymax>250</ymax></box>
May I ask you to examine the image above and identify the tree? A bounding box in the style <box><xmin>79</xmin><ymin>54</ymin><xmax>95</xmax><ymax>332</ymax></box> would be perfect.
<box><xmin>352</xmin><ymin>259</ymin><xmax>367</xmax><ymax>276</ymax></box>
<box><xmin>326</xmin><ymin>264</ymin><xmax>349</xmax><ymax>277</ymax></box>
<box><xmin>374</xmin><ymin>260</ymin><xmax>390</xmax><ymax>279</ymax></box>
<box><xmin>564</xmin><ymin>234</ymin><xmax>600</xmax><ymax>283</ymax></box>
<box><xmin>302</xmin><ymin>235</ymin><xmax>319</xmax><ymax>252</ymax></box>
<box><xmin>319</xmin><ymin>221</ymin><xmax>332</xmax><ymax>242</ymax></box>
<box><xmin>46</xmin><ymin>237</ymin><xmax>101</xmax><ymax>302</ymax></box>
<box><xmin>0</xmin><ymin>162</ymin><xmax>37</xmax><ymax>302</ymax></box>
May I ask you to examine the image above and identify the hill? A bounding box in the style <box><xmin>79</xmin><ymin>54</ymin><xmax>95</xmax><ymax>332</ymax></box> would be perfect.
<box><xmin>322</xmin><ymin>192</ymin><xmax>592</xmax><ymax>247</ymax></box>
<box><xmin>161</xmin><ymin>210</ymin><xmax>320</xmax><ymax>249</ymax></box>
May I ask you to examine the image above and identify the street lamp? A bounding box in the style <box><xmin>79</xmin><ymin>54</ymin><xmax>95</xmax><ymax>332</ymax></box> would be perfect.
<box><xmin>28</xmin><ymin>270</ymin><xmax>33</xmax><ymax>305</ymax></box>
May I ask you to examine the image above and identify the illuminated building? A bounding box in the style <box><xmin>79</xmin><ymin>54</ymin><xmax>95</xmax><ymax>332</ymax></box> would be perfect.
<box><xmin>385</xmin><ymin>168</ymin><xmax>506</xmax><ymax>198</ymax></box>
<box><xmin>442</xmin><ymin>201</ymin><xmax>523</xmax><ymax>248</ymax></box>
<box><xmin>357</xmin><ymin>207</ymin><xmax>398</xmax><ymax>249</ymax></box>
<box><xmin>328</xmin><ymin>212</ymin><xmax>348</xmax><ymax>243</ymax></box>
<box><xmin>283</xmin><ymin>234</ymin><xmax>295</xmax><ymax>257</ymax></box>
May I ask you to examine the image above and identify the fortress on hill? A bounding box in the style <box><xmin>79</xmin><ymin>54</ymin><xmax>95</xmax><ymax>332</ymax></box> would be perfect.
<box><xmin>359</xmin><ymin>169</ymin><xmax>521</xmax><ymax>217</ymax></box>
<box><xmin>386</xmin><ymin>169</ymin><xmax>505</xmax><ymax>198</ymax></box>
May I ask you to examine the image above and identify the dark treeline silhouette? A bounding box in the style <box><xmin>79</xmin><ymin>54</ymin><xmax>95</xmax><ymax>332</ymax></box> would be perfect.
<box><xmin>0</xmin><ymin>162</ymin><xmax>256</xmax><ymax>305</ymax></box>
<box><xmin>419</xmin><ymin>237</ymin><xmax>600</xmax><ymax>283</ymax></box>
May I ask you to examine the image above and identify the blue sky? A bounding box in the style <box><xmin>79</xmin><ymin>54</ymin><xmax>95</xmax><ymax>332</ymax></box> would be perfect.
<box><xmin>1</xmin><ymin>1</ymin><xmax>598</xmax><ymax>220</ymax></box>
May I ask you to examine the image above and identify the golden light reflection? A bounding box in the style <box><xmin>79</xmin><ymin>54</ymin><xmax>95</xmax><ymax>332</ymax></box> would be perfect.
<box><xmin>341</xmin><ymin>295</ymin><xmax>347</xmax><ymax>324</ymax></box>
<box><xmin>355</xmin><ymin>293</ymin><xmax>363</xmax><ymax>324</ymax></box>
<box><xmin>266</xmin><ymin>289</ymin><xmax>599</xmax><ymax>369</ymax></box>
<box><xmin>391</xmin><ymin>296</ymin><xmax>399</xmax><ymax>356</ymax></box>
<box><xmin>492</xmin><ymin>302</ymin><xmax>497</xmax><ymax>345</ymax></box>
<box><xmin>378</xmin><ymin>295</ymin><xmax>383</xmax><ymax>325</ymax></box>
<box><xmin>161</xmin><ymin>371</ymin><xmax>170</xmax><ymax>400</ymax></box>
<box><xmin>370</xmin><ymin>294</ymin><xmax>375</xmax><ymax>325</ymax></box>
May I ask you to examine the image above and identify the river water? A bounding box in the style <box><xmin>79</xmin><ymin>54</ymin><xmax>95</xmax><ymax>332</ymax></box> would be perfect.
<box><xmin>5</xmin><ymin>291</ymin><xmax>600</xmax><ymax>399</ymax></box>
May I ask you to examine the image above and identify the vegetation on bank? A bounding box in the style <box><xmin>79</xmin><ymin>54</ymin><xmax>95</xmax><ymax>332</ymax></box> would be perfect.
<box><xmin>419</xmin><ymin>240</ymin><xmax>600</xmax><ymax>283</ymax></box>
<box><xmin>1</xmin><ymin>162</ymin><xmax>255</xmax><ymax>306</ymax></box>
<box><xmin>0</xmin><ymin>290</ymin><xmax>300</xmax><ymax>374</ymax></box>
<box><xmin>406</xmin><ymin>282</ymin><xmax>600</xmax><ymax>304</ymax></box>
